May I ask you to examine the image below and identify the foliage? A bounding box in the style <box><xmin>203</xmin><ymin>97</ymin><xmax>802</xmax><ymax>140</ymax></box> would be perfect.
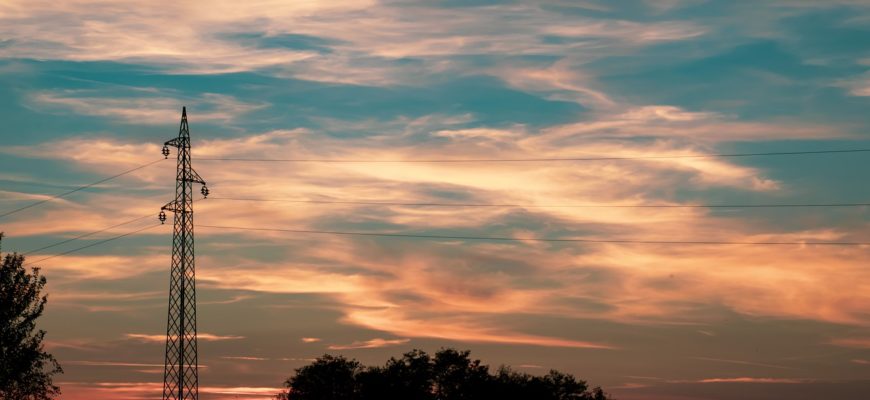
<box><xmin>278</xmin><ymin>348</ymin><xmax>609</xmax><ymax>400</ymax></box>
<box><xmin>0</xmin><ymin>233</ymin><xmax>62</xmax><ymax>400</ymax></box>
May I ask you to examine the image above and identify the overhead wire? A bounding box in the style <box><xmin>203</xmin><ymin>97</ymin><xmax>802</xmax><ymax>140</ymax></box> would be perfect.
<box><xmin>23</xmin><ymin>223</ymin><xmax>162</xmax><ymax>266</ymax></box>
<box><xmin>0</xmin><ymin>158</ymin><xmax>165</xmax><ymax>220</ymax></box>
<box><xmin>21</xmin><ymin>214</ymin><xmax>154</xmax><ymax>255</ymax></box>
<box><xmin>198</xmin><ymin>148</ymin><xmax>870</xmax><ymax>163</ymax></box>
<box><xmin>17</xmin><ymin>197</ymin><xmax>204</xmax><ymax>258</ymax></box>
<box><xmin>207</xmin><ymin>196</ymin><xmax>870</xmax><ymax>209</ymax></box>
<box><xmin>198</xmin><ymin>224</ymin><xmax>870</xmax><ymax>246</ymax></box>
<box><xmin>8</xmin><ymin>145</ymin><xmax>870</xmax><ymax>260</ymax></box>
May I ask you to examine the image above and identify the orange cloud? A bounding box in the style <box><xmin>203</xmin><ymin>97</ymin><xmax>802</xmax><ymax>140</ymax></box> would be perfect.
<box><xmin>328</xmin><ymin>338</ymin><xmax>410</xmax><ymax>350</ymax></box>
<box><xmin>8</xmin><ymin>110</ymin><xmax>867</xmax><ymax>355</ymax></box>
<box><xmin>125</xmin><ymin>333</ymin><xmax>244</xmax><ymax>342</ymax></box>
<box><xmin>58</xmin><ymin>381</ymin><xmax>281</xmax><ymax>400</ymax></box>
<box><xmin>828</xmin><ymin>338</ymin><xmax>870</xmax><ymax>349</ymax></box>
<box><xmin>692</xmin><ymin>377</ymin><xmax>810</xmax><ymax>384</ymax></box>
<box><xmin>30</xmin><ymin>91</ymin><xmax>265</xmax><ymax>124</ymax></box>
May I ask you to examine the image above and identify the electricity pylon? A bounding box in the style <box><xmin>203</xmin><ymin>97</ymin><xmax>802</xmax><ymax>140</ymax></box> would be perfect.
<box><xmin>159</xmin><ymin>107</ymin><xmax>208</xmax><ymax>400</ymax></box>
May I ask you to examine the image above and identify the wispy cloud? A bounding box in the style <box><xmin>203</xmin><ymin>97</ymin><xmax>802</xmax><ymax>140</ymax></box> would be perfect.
<box><xmin>0</xmin><ymin>0</ymin><xmax>706</xmax><ymax>86</ymax></box>
<box><xmin>29</xmin><ymin>90</ymin><xmax>265</xmax><ymax>124</ymax></box>
<box><xmin>328</xmin><ymin>338</ymin><xmax>411</xmax><ymax>350</ymax></box>
<box><xmin>690</xmin><ymin>356</ymin><xmax>796</xmax><ymax>370</ymax></box>
<box><xmin>828</xmin><ymin>337</ymin><xmax>870</xmax><ymax>349</ymax></box>
<box><xmin>64</xmin><ymin>361</ymin><xmax>167</xmax><ymax>367</ymax></box>
<box><xmin>843</xmin><ymin>74</ymin><xmax>870</xmax><ymax>96</ymax></box>
<box><xmin>58</xmin><ymin>381</ymin><xmax>281</xmax><ymax>400</ymax></box>
<box><xmin>689</xmin><ymin>377</ymin><xmax>811</xmax><ymax>384</ymax></box>
<box><xmin>125</xmin><ymin>333</ymin><xmax>245</xmax><ymax>342</ymax></box>
<box><xmin>220</xmin><ymin>356</ymin><xmax>268</xmax><ymax>361</ymax></box>
<box><xmin>4</xmin><ymin>2</ymin><xmax>870</xmax><ymax>399</ymax></box>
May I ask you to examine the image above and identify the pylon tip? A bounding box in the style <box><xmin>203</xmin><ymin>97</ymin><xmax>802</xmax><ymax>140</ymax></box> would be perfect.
<box><xmin>182</xmin><ymin>106</ymin><xmax>187</xmax><ymax>116</ymax></box>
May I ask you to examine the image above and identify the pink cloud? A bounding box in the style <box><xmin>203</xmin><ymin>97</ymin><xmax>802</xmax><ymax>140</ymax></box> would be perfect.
<box><xmin>828</xmin><ymin>337</ymin><xmax>870</xmax><ymax>349</ymax></box>
<box><xmin>125</xmin><ymin>333</ymin><xmax>244</xmax><ymax>342</ymax></box>
<box><xmin>29</xmin><ymin>91</ymin><xmax>265</xmax><ymax>124</ymax></box>
<box><xmin>64</xmin><ymin>361</ymin><xmax>172</xmax><ymax>368</ymax></box>
<box><xmin>692</xmin><ymin>377</ymin><xmax>810</xmax><ymax>384</ymax></box>
<box><xmin>689</xmin><ymin>357</ymin><xmax>794</xmax><ymax>370</ymax></box>
<box><xmin>328</xmin><ymin>338</ymin><xmax>411</xmax><ymax>350</ymax></box>
<box><xmin>220</xmin><ymin>356</ymin><xmax>268</xmax><ymax>361</ymax></box>
<box><xmin>58</xmin><ymin>381</ymin><xmax>280</xmax><ymax>400</ymax></box>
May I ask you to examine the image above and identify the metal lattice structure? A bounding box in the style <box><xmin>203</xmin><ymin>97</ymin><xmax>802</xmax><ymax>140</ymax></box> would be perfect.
<box><xmin>159</xmin><ymin>107</ymin><xmax>208</xmax><ymax>400</ymax></box>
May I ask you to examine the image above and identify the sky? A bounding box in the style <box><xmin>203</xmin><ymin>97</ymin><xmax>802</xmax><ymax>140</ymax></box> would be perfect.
<box><xmin>0</xmin><ymin>0</ymin><xmax>869</xmax><ymax>399</ymax></box>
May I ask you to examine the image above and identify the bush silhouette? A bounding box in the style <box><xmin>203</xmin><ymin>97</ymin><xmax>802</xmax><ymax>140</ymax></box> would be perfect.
<box><xmin>278</xmin><ymin>348</ymin><xmax>609</xmax><ymax>400</ymax></box>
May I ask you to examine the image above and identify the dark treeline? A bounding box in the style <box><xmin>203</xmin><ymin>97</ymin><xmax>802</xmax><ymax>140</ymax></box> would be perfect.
<box><xmin>278</xmin><ymin>348</ymin><xmax>610</xmax><ymax>400</ymax></box>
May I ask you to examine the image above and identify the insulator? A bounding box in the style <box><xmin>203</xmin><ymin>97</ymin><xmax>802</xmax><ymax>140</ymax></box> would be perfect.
<box><xmin>162</xmin><ymin>145</ymin><xmax>170</xmax><ymax>158</ymax></box>
<box><xmin>201</xmin><ymin>185</ymin><xmax>209</xmax><ymax>198</ymax></box>
<box><xmin>159</xmin><ymin>210</ymin><xmax>166</xmax><ymax>224</ymax></box>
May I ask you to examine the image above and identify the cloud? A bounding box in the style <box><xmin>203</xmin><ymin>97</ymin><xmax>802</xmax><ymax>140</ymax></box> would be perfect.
<box><xmin>220</xmin><ymin>356</ymin><xmax>268</xmax><ymax>361</ymax></box>
<box><xmin>64</xmin><ymin>361</ymin><xmax>167</xmax><ymax>367</ymax></box>
<box><xmin>690</xmin><ymin>377</ymin><xmax>810</xmax><ymax>384</ymax></box>
<box><xmin>828</xmin><ymin>337</ymin><xmax>870</xmax><ymax>349</ymax></box>
<box><xmin>219</xmin><ymin>356</ymin><xmax>315</xmax><ymax>362</ymax></box>
<box><xmin>541</xmin><ymin>20</ymin><xmax>705</xmax><ymax>43</ymax></box>
<box><xmin>690</xmin><ymin>356</ymin><xmax>795</xmax><ymax>370</ymax></box>
<box><xmin>12</xmin><ymin>111</ymin><xmax>866</xmax><ymax>352</ymax></box>
<box><xmin>27</xmin><ymin>254</ymin><xmax>166</xmax><ymax>281</ymax></box>
<box><xmin>58</xmin><ymin>382</ymin><xmax>281</xmax><ymax>400</ymax></box>
<box><xmin>843</xmin><ymin>74</ymin><xmax>870</xmax><ymax>97</ymax></box>
<box><xmin>432</xmin><ymin>128</ymin><xmax>522</xmax><ymax>140</ymax></box>
<box><xmin>29</xmin><ymin>90</ymin><xmax>265</xmax><ymax>124</ymax></box>
<box><xmin>0</xmin><ymin>0</ymin><xmax>706</xmax><ymax>86</ymax></box>
<box><xmin>125</xmin><ymin>333</ymin><xmax>245</xmax><ymax>342</ymax></box>
<box><xmin>536</xmin><ymin>105</ymin><xmax>847</xmax><ymax>142</ymax></box>
<box><xmin>327</xmin><ymin>338</ymin><xmax>411</xmax><ymax>350</ymax></box>
<box><xmin>3</xmin><ymin>3</ymin><xmax>870</xmax><ymax>400</ymax></box>
<box><xmin>611</xmin><ymin>382</ymin><xmax>651</xmax><ymax>389</ymax></box>
<box><xmin>492</xmin><ymin>61</ymin><xmax>616</xmax><ymax>108</ymax></box>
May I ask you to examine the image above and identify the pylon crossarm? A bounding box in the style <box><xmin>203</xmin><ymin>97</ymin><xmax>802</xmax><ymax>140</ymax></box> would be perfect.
<box><xmin>165</xmin><ymin>137</ymin><xmax>183</xmax><ymax>148</ymax></box>
<box><xmin>161</xmin><ymin>201</ymin><xmax>188</xmax><ymax>214</ymax></box>
<box><xmin>185</xmin><ymin>167</ymin><xmax>206</xmax><ymax>185</ymax></box>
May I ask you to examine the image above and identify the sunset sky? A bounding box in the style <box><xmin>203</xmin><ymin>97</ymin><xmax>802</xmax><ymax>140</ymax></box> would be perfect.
<box><xmin>1</xmin><ymin>1</ymin><xmax>870</xmax><ymax>399</ymax></box>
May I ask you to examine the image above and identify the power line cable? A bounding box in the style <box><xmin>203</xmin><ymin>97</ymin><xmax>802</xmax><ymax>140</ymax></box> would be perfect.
<box><xmin>23</xmin><ymin>223</ymin><xmax>162</xmax><ymax>266</ymax></box>
<box><xmin>18</xmin><ymin>198</ymin><xmax>201</xmax><ymax>256</ymax></box>
<box><xmin>198</xmin><ymin>148</ymin><xmax>870</xmax><ymax>163</ymax></box>
<box><xmin>208</xmin><ymin>196</ymin><xmax>870</xmax><ymax>209</ymax></box>
<box><xmin>21</xmin><ymin>214</ymin><xmax>154</xmax><ymax>255</ymax></box>
<box><xmin>0</xmin><ymin>159</ymin><xmax>165</xmax><ymax>220</ymax></box>
<box><xmin>199</xmin><ymin>224</ymin><xmax>870</xmax><ymax>246</ymax></box>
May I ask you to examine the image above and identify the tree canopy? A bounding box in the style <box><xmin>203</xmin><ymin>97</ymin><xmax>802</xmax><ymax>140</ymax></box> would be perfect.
<box><xmin>279</xmin><ymin>348</ymin><xmax>609</xmax><ymax>400</ymax></box>
<box><xmin>0</xmin><ymin>233</ymin><xmax>62</xmax><ymax>400</ymax></box>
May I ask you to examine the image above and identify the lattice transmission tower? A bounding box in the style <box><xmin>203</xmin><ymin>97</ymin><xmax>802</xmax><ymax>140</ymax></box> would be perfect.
<box><xmin>158</xmin><ymin>107</ymin><xmax>208</xmax><ymax>400</ymax></box>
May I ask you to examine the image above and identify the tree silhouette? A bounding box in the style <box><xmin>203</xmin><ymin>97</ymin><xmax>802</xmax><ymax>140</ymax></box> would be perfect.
<box><xmin>278</xmin><ymin>348</ymin><xmax>609</xmax><ymax>400</ymax></box>
<box><xmin>431</xmin><ymin>349</ymin><xmax>490</xmax><ymax>400</ymax></box>
<box><xmin>0</xmin><ymin>233</ymin><xmax>62</xmax><ymax>400</ymax></box>
<box><xmin>357</xmin><ymin>349</ymin><xmax>434</xmax><ymax>400</ymax></box>
<box><xmin>280</xmin><ymin>355</ymin><xmax>360</xmax><ymax>400</ymax></box>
